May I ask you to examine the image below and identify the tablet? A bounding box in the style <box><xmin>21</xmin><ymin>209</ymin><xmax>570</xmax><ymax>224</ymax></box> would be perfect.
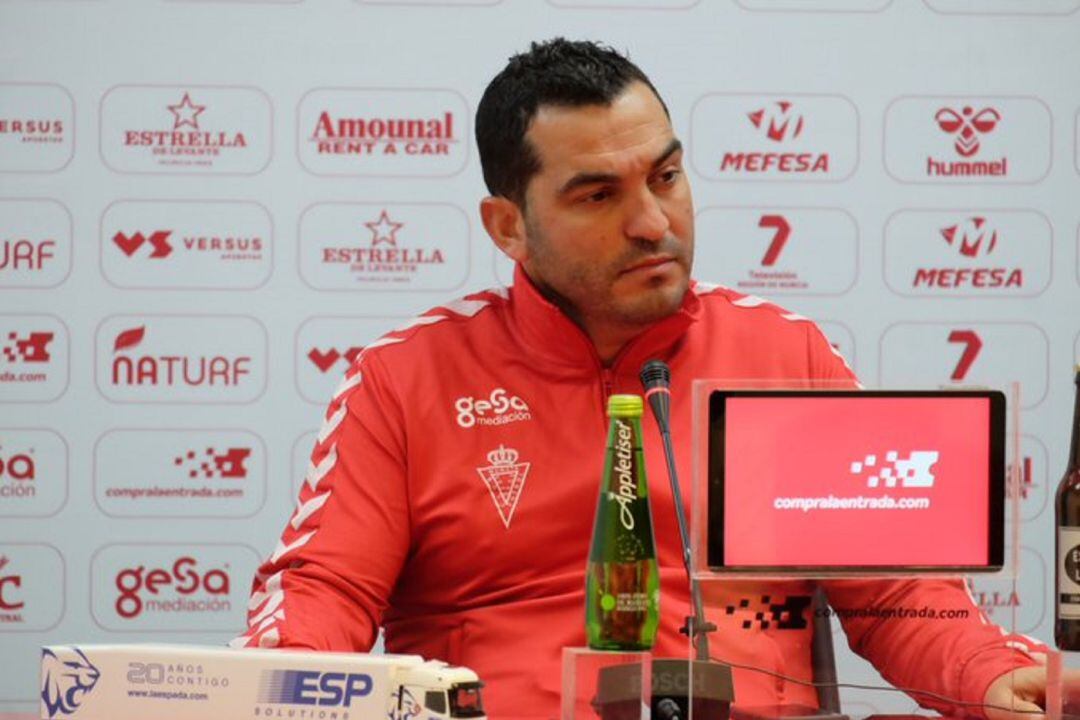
<box><xmin>707</xmin><ymin>389</ymin><xmax>1006</xmax><ymax>573</ymax></box>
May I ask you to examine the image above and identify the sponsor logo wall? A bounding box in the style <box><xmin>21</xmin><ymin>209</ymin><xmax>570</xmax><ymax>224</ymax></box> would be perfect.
<box><xmin>1</xmin><ymin>1</ymin><xmax>1078</xmax><ymax>715</ymax></box>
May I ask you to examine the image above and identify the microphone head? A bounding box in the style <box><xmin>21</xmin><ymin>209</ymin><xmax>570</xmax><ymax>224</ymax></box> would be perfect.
<box><xmin>640</xmin><ymin>359</ymin><xmax>671</xmax><ymax>390</ymax></box>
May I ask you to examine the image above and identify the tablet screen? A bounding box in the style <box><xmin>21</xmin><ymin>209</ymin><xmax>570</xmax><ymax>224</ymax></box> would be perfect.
<box><xmin>708</xmin><ymin>391</ymin><xmax>1005</xmax><ymax>572</ymax></box>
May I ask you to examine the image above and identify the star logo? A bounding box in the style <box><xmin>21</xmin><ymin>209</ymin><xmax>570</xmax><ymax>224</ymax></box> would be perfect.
<box><xmin>168</xmin><ymin>92</ymin><xmax>205</xmax><ymax>130</ymax></box>
<box><xmin>364</xmin><ymin>210</ymin><xmax>404</xmax><ymax>247</ymax></box>
<box><xmin>476</xmin><ymin>445</ymin><xmax>530</xmax><ymax>529</ymax></box>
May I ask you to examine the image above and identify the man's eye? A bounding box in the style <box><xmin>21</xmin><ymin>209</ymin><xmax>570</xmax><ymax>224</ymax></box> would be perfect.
<box><xmin>582</xmin><ymin>190</ymin><xmax>611</xmax><ymax>203</ymax></box>
<box><xmin>654</xmin><ymin>169</ymin><xmax>680</xmax><ymax>186</ymax></box>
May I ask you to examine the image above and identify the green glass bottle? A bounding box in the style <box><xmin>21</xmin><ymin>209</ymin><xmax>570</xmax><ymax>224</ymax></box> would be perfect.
<box><xmin>586</xmin><ymin>394</ymin><xmax>660</xmax><ymax>651</ymax></box>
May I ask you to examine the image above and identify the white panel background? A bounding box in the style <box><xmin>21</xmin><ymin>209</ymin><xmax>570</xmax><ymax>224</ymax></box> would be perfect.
<box><xmin>2</xmin><ymin>0</ymin><xmax>1079</xmax><ymax>716</ymax></box>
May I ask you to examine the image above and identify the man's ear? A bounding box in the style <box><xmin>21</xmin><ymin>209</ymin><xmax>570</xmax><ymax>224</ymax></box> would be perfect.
<box><xmin>480</xmin><ymin>195</ymin><xmax>528</xmax><ymax>264</ymax></box>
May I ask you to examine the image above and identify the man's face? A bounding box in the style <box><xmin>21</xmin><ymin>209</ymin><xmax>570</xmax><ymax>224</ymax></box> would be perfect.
<box><xmin>517</xmin><ymin>81</ymin><xmax>694</xmax><ymax>333</ymax></box>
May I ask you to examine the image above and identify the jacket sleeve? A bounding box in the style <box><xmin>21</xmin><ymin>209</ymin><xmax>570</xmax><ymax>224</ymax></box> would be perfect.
<box><xmin>804</xmin><ymin>321</ymin><xmax>1047</xmax><ymax>716</ymax></box>
<box><xmin>231</xmin><ymin>348</ymin><xmax>409</xmax><ymax>651</ymax></box>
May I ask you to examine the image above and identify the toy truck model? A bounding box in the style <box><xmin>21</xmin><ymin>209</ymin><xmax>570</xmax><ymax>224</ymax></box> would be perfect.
<box><xmin>40</xmin><ymin>643</ymin><xmax>485</xmax><ymax>720</ymax></box>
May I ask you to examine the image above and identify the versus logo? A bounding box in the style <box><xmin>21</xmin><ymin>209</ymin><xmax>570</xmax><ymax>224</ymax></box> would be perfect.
<box><xmin>257</xmin><ymin>670</ymin><xmax>373</xmax><ymax>707</ymax></box>
<box><xmin>0</xmin><ymin>83</ymin><xmax>74</xmax><ymax>173</ymax></box>
<box><xmin>308</xmin><ymin>346</ymin><xmax>363</xmax><ymax>374</ymax></box>
<box><xmin>114</xmin><ymin>556</ymin><xmax>230</xmax><ymax>619</ymax></box>
<box><xmin>454</xmin><ymin>388</ymin><xmax>530</xmax><ymax>428</ymax></box>
<box><xmin>850</xmin><ymin>451</ymin><xmax>939</xmax><ymax>489</ymax></box>
<box><xmin>113</xmin><ymin>230</ymin><xmax>173</xmax><ymax>258</ymax></box>
<box><xmin>610</xmin><ymin>420</ymin><xmax>637</xmax><ymax>531</ymax></box>
<box><xmin>41</xmin><ymin>648</ymin><xmax>101</xmax><ymax>719</ymax></box>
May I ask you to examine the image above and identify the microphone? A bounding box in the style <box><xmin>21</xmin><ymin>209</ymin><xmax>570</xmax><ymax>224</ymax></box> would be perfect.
<box><xmin>656</xmin><ymin>698</ymin><xmax>683</xmax><ymax>720</ymax></box>
<box><xmin>640</xmin><ymin>359</ymin><xmax>671</xmax><ymax>430</ymax></box>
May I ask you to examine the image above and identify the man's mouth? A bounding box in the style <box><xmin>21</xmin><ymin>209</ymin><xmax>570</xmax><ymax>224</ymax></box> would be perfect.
<box><xmin>621</xmin><ymin>256</ymin><xmax>677</xmax><ymax>275</ymax></box>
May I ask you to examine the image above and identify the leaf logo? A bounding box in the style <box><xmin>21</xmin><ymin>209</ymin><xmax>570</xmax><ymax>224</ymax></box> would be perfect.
<box><xmin>114</xmin><ymin>326</ymin><xmax>146</xmax><ymax>353</ymax></box>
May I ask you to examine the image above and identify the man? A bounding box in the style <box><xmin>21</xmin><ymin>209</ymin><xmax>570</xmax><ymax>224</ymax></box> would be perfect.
<box><xmin>234</xmin><ymin>39</ymin><xmax>1051</xmax><ymax>719</ymax></box>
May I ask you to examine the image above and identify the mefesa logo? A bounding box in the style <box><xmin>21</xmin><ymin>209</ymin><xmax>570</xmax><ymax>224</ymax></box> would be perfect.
<box><xmin>884</xmin><ymin>97</ymin><xmax>1051</xmax><ymax>184</ymax></box>
<box><xmin>690</xmin><ymin>94</ymin><xmax>857</xmax><ymax>181</ymax></box>
<box><xmin>96</xmin><ymin>316</ymin><xmax>266</xmax><ymax>404</ymax></box>
<box><xmin>101</xmin><ymin>200</ymin><xmax>272</xmax><ymax>290</ymax></box>
<box><xmin>0</xmin><ymin>83</ymin><xmax>74</xmax><ymax>172</ymax></box>
<box><xmin>298</xmin><ymin>88</ymin><xmax>468</xmax><ymax>177</ymax></box>
<box><xmin>257</xmin><ymin>670</ymin><xmax>373</xmax><ymax>708</ymax></box>
<box><xmin>92</xmin><ymin>544</ymin><xmax>257</xmax><ymax>631</ymax></box>
<box><xmin>694</xmin><ymin>207</ymin><xmax>858</xmax><ymax>295</ymax></box>
<box><xmin>884</xmin><ymin>210</ymin><xmax>1050</xmax><ymax>298</ymax></box>
<box><xmin>299</xmin><ymin>202</ymin><xmax>469</xmax><ymax>291</ymax></box>
<box><xmin>100</xmin><ymin>85</ymin><xmax>271</xmax><ymax>174</ymax></box>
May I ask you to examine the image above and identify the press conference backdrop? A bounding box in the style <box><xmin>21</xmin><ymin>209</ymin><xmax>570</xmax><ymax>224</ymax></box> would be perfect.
<box><xmin>1</xmin><ymin>0</ymin><xmax>1079</xmax><ymax>715</ymax></box>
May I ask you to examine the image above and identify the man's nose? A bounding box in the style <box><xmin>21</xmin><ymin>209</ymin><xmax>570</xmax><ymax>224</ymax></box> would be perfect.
<box><xmin>623</xmin><ymin>187</ymin><xmax>670</xmax><ymax>243</ymax></box>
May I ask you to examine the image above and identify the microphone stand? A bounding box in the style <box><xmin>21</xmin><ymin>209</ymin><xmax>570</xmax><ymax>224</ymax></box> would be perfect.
<box><xmin>640</xmin><ymin>361</ymin><xmax>717</xmax><ymax>662</ymax></box>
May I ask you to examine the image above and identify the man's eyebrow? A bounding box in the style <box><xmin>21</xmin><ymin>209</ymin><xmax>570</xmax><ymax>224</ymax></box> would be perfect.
<box><xmin>556</xmin><ymin>138</ymin><xmax>683</xmax><ymax>196</ymax></box>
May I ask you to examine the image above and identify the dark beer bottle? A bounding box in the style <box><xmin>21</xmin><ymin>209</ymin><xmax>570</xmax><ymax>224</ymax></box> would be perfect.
<box><xmin>586</xmin><ymin>394</ymin><xmax>660</xmax><ymax>651</ymax></box>
<box><xmin>1055</xmin><ymin>365</ymin><xmax>1080</xmax><ymax>650</ymax></box>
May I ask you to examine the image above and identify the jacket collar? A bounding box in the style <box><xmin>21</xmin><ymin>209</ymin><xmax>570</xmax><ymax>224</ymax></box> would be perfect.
<box><xmin>507</xmin><ymin>264</ymin><xmax>702</xmax><ymax>376</ymax></box>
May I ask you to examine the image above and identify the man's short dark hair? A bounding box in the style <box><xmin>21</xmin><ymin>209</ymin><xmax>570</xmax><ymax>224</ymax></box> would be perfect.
<box><xmin>475</xmin><ymin>38</ymin><xmax>668</xmax><ymax>205</ymax></box>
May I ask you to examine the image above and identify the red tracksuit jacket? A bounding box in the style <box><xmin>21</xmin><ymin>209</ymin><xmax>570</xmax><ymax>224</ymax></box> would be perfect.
<box><xmin>235</xmin><ymin>266</ymin><xmax>1041</xmax><ymax>719</ymax></box>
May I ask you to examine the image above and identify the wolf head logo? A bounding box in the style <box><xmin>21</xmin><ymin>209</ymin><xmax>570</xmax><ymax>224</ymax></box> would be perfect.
<box><xmin>41</xmin><ymin>647</ymin><xmax>100</xmax><ymax>718</ymax></box>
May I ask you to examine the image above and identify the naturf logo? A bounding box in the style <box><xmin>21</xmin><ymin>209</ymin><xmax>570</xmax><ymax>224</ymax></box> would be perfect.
<box><xmin>3</xmin><ymin>331</ymin><xmax>52</xmax><ymax>363</ymax></box>
<box><xmin>298</xmin><ymin>88</ymin><xmax>469</xmax><ymax>177</ymax></box>
<box><xmin>96</xmin><ymin>316</ymin><xmax>266</xmax><ymax>404</ymax></box>
<box><xmin>113</xmin><ymin>230</ymin><xmax>173</xmax><ymax>258</ymax></box>
<box><xmin>850</xmin><ymin>451</ymin><xmax>939</xmax><ymax>488</ymax></box>
<box><xmin>100</xmin><ymin>85</ymin><xmax>272</xmax><ymax>174</ymax></box>
<box><xmin>942</xmin><ymin>216</ymin><xmax>997</xmax><ymax>258</ymax></box>
<box><xmin>299</xmin><ymin>203</ymin><xmax>469</xmax><ymax>291</ymax></box>
<box><xmin>101</xmin><ymin>200</ymin><xmax>272</xmax><ymax>290</ymax></box>
<box><xmin>748</xmin><ymin>101</ymin><xmax>804</xmax><ymax>143</ymax></box>
<box><xmin>40</xmin><ymin>648</ymin><xmax>100</xmax><ymax>720</ymax></box>
<box><xmin>476</xmin><ymin>445</ymin><xmax>530</xmax><ymax>529</ymax></box>
<box><xmin>884</xmin><ymin>210</ymin><xmax>1050</xmax><ymax>298</ymax></box>
<box><xmin>690</xmin><ymin>94</ymin><xmax>857</xmax><ymax>181</ymax></box>
<box><xmin>307</xmin><ymin>346</ymin><xmax>363</xmax><ymax>374</ymax></box>
<box><xmin>114</xmin><ymin>557</ymin><xmax>230</xmax><ymax>619</ymax></box>
<box><xmin>455</xmin><ymin>388</ymin><xmax>531</xmax><ymax>428</ymax></box>
<box><xmin>1</xmin><ymin>199</ymin><xmax>73</xmax><ymax>289</ymax></box>
<box><xmin>174</xmin><ymin>448</ymin><xmax>250</xmax><ymax>480</ymax></box>
<box><xmin>0</xmin><ymin>83</ymin><xmax>74</xmax><ymax>172</ymax></box>
<box><xmin>111</xmin><ymin>326</ymin><xmax>250</xmax><ymax>389</ymax></box>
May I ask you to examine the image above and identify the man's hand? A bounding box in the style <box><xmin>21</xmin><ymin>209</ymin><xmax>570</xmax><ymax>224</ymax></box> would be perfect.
<box><xmin>983</xmin><ymin>667</ymin><xmax>1046</xmax><ymax>720</ymax></box>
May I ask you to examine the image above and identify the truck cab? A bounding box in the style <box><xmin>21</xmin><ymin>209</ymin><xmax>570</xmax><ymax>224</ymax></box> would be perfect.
<box><xmin>391</xmin><ymin>662</ymin><xmax>486</xmax><ymax>720</ymax></box>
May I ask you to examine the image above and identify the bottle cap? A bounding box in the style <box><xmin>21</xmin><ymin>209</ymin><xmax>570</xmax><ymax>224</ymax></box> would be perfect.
<box><xmin>607</xmin><ymin>394</ymin><xmax>644</xmax><ymax>418</ymax></box>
